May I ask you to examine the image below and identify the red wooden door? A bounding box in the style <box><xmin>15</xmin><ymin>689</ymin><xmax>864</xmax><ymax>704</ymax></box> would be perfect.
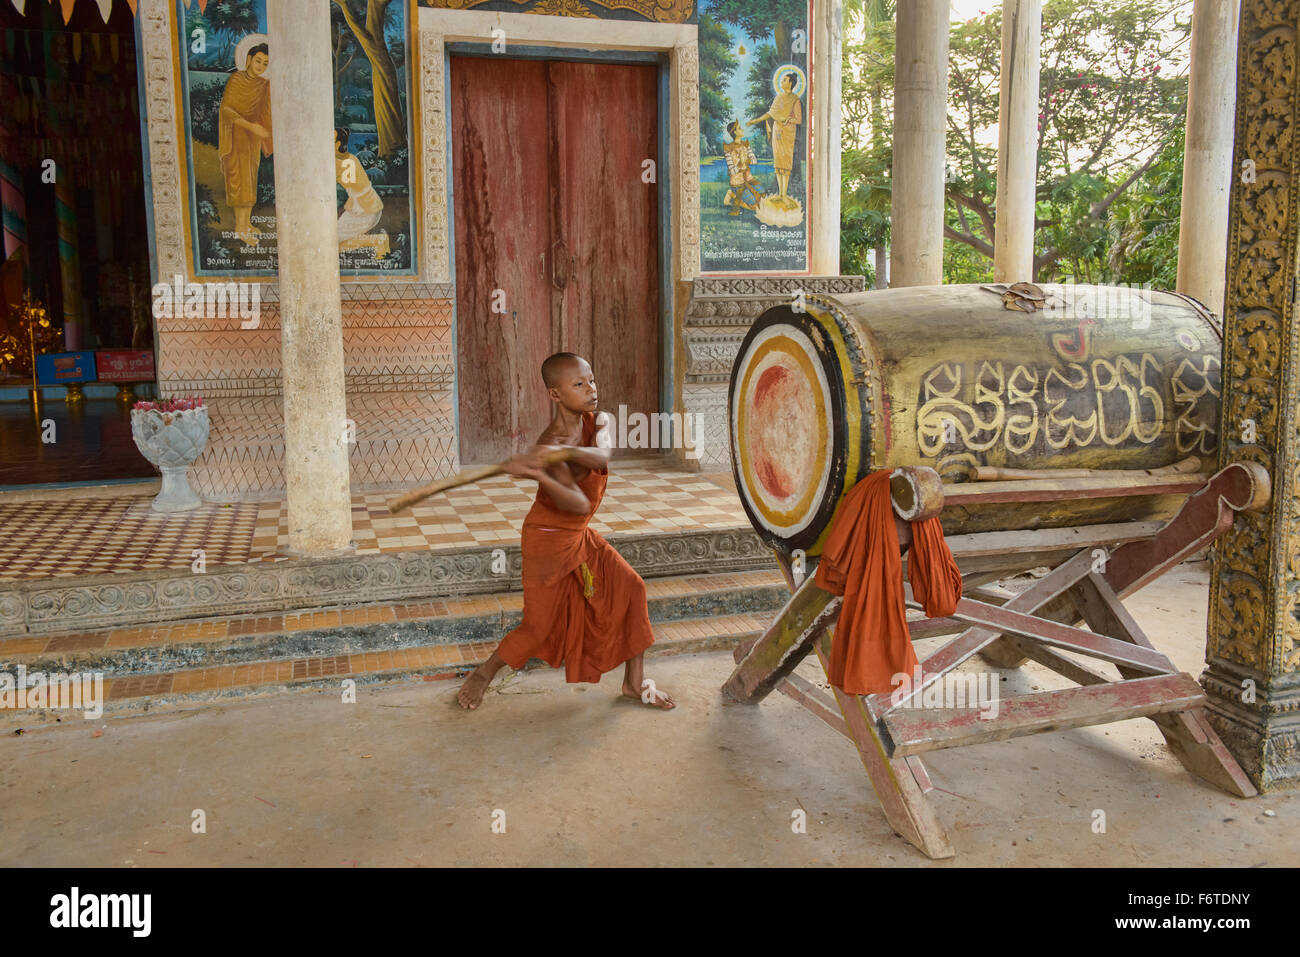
<box><xmin>451</xmin><ymin>56</ymin><xmax>660</xmax><ymax>464</ymax></box>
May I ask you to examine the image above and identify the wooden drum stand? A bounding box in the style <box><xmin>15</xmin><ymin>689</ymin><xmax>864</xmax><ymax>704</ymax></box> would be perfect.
<box><xmin>722</xmin><ymin>462</ymin><xmax>1270</xmax><ymax>859</ymax></box>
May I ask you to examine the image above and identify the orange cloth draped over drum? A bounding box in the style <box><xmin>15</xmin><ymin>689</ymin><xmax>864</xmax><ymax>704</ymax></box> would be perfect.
<box><xmin>814</xmin><ymin>470</ymin><xmax>963</xmax><ymax>695</ymax></box>
<box><xmin>495</xmin><ymin>412</ymin><xmax>655</xmax><ymax>683</ymax></box>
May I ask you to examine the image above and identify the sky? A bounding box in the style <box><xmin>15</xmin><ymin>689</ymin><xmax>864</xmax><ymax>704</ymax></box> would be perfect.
<box><xmin>950</xmin><ymin>0</ymin><xmax>992</xmax><ymax>21</ymax></box>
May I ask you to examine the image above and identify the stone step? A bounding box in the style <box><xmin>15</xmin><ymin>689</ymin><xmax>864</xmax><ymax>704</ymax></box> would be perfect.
<box><xmin>1</xmin><ymin>525</ymin><xmax>771</xmax><ymax>639</ymax></box>
<box><xmin>0</xmin><ymin>569</ymin><xmax>789</xmax><ymax>723</ymax></box>
<box><xmin>0</xmin><ymin>608</ymin><xmax>779</xmax><ymax>724</ymax></box>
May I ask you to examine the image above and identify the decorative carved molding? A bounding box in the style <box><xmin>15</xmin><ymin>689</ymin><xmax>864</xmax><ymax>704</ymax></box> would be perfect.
<box><xmin>680</xmin><ymin>384</ymin><xmax>731</xmax><ymax>469</ymax></box>
<box><xmin>139</xmin><ymin>0</ymin><xmax>187</xmax><ymax>283</ymax></box>
<box><xmin>681</xmin><ymin>275</ymin><xmax>868</xmax><ymax>380</ymax></box>
<box><xmin>691</xmin><ymin>276</ymin><xmax>867</xmax><ymax>297</ymax></box>
<box><xmin>677</xmin><ymin>40</ymin><xmax>700</xmax><ymax>280</ymax></box>
<box><xmin>1206</xmin><ymin>0</ymin><xmax>1300</xmax><ymax>789</ymax></box>
<box><xmin>253</xmin><ymin>282</ymin><xmax>455</xmax><ymax>301</ymax></box>
<box><xmin>418</xmin><ymin>0</ymin><xmax>696</xmax><ymax>22</ymax></box>
<box><xmin>420</xmin><ymin>30</ymin><xmax>452</xmax><ymax>283</ymax></box>
<box><xmin>0</xmin><ymin>527</ymin><xmax>769</xmax><ymax>638</ymax></box>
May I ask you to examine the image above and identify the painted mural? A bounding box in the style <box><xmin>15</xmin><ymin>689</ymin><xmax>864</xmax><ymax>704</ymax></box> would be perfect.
<box><xmin>698</xmin><ymin>0</ymin><xmax>810</xmax><ymax>273</ymax></box>
<box><xmin>176</xmin><ymin>0</ymin><xmax>415</xmax><ymax>277</ymax></box>
<box><xmin>417</xmin><ymin>0</ymin><xmax>695</xmax><ymax>22</ymax></box>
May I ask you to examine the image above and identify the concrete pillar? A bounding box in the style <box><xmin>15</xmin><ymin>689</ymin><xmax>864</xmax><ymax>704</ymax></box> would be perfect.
<box><xmin>993</xmin><ymin>0</ymin><xmax>1041</xmax><ymax>283</ymax></box>
<box><xmin>1177</xmin><ymin>0</ymin><xmax>1240</xmax><ymax>317</ymax></box>
<box><xmin>267</xmin><ymin>0</ymin><xmax>353</xmax><ymax>555</ymax></box>
<box><xmin>811</xmin><ymin>0</ymin><xmax>844</xmax><ymax>275</ymax></box>
<box><xmin>1206</xmin><ymin>0</ymin><xmax>1300</xmax><ymax>790</ymax></box>
<box><xmin>890</xmin><ymin>0</ymin><xmax>949</xmax><ymax>287</ymax></box>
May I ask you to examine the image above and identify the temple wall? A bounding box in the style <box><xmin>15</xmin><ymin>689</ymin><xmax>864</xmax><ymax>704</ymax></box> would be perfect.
<box><xmin>134</xmin><ymin>0</ymin><xmax>841</xmax><ymax>496</ymax></box>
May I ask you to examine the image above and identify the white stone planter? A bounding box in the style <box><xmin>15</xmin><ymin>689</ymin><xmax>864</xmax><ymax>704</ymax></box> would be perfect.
<box><xmin>130</xmin><ymin>406</ymin><xmax>210</xmax><ymax>512</ymax></box>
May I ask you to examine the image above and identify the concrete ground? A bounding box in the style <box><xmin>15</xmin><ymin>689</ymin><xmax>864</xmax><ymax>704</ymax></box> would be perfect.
<box><xmin>2</xmin><ymin>561</ymin><xmax>1295</xmax><ymax>867</ymax></box>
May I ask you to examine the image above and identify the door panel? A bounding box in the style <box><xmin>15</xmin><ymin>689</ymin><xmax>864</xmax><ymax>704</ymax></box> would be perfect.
<box><xmin>451</xmin><ymin>57</ymin><xmax>553</xmax><ymax>463</ymax></box>
<box><xmin>452</xmin><ymin>56</ymin><xmax>660</xmax><ymax>465</ymax></box>
<box><xmin>549</xmin><ymin>61</ymin><xmax>660</xmax><ymax>435</ymax></box>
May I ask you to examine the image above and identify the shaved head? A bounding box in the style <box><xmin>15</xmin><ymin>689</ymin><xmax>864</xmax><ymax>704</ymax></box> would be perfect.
<box><xmin>541</xmin><ymin>352</ymin><xmax>587</xmax><ymax>387</ymax></box>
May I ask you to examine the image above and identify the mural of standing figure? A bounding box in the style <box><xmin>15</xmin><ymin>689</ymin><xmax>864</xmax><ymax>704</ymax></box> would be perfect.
<box><xmin>218</xmin><ymin>37</ymin><xmax>272</xmax><ymax>247</ymax></box>
<box><xmin>747</xmin><ymin>69</ymin><xmax>803</xmax><ymax>212</ymax></box>
<box><xmin>721</xmin><ymin>120</ymin><xmax>764</xmax><ymax>216</ymax></box>
<box><xmin>333</xmin><ymin>127</ymin><xmax>384</xmax><ymax>242</ymax></box>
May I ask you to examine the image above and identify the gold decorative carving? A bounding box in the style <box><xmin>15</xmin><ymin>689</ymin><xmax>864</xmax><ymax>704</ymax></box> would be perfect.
<box><xmin>418</xmin><ymin>0</ymin><xmax>695</xmax><ymax>23</ymax></box>
<box><xmin>1210</xmin><ymin>0</ymin><xmax>1299</xmax><ymax>677</ymax></box>
<box><xmin>1206</xmin><ymin>0</ymin><xmax>1300</xmax><ymax>787</ymax></box>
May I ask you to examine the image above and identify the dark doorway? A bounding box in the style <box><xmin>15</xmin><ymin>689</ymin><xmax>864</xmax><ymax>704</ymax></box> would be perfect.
<box><xmin>0</xmin><ymin>0</ymin><xmax>155</xmax><ymax>487</ymax></box>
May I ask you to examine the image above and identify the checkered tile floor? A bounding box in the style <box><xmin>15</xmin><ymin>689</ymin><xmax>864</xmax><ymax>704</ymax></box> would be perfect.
<box><xmin>0</xmin><ymin>466</ymin><xmax>747</xmax><ymax>581</ymax></box>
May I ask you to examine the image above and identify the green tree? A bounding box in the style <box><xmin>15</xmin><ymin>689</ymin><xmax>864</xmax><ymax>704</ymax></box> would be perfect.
<box><xmin>698</xmin><ymin>13</ymin><xmax>739</xmax><ymax>155</ymax></box>
<box><xmin>841</xmin><ymin>0</ymin><xmax>1192</xmax><ymax>285</ymax></box>
<box><xmin>708</xmin><ymin>0</ymin><xmax>809</xmax><ymax>62</ymax></box>
<box><xmin>943</xmin><ymin>0</ymin><xmax>1190</xmax><ymax>279</ymax></box>
<box><xmin>840</xmin><ymin>4</ymin><xmax>894</xmax><ymax>284</ymax></box>
<box><xmin>332</xmin><ymin>0</ymin><xmax>407</xmax><ymax>157</ymax></box>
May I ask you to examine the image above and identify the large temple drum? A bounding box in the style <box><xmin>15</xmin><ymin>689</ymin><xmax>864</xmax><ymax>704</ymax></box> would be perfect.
<box><xmin>729</xmin><ymin>283</ymin><xmax>1223</xmax><ymax>554</ymax></box>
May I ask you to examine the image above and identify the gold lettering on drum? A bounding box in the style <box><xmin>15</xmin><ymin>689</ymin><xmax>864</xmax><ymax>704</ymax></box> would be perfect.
<box><xmin>1090</xmin><ymin>354</ymin><xmax>1163</xmax><ymax>446</ymax></box>
<box><xmin>917</xmin><ymin>362</ymin><xmax>1006</xmax><ymax>454</ymax></box>
<box><xmin>917</xmin><ymin>352</ymin><xmax>1213</xmax><ymax>455</ymax></box>
<box><xmin>1171</xmin><ymin>355</ymin><xmax>1221</xmax><ymax>454</ymax></box>
<box><xmin>1043</xmin><ymin>363</ymin><xmax>1098</xmax><ymax>449</ymax></box>
<box><xmin>1005</xmin><ymin>364</ymin><xmax>1039</xmax><ymax>454</ymax></box>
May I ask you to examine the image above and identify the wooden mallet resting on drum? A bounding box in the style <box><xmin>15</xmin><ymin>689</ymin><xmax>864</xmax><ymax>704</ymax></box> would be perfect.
<box><xmin>387</xmin><ymin>447</ymin><xmax>581</xmax><ymax>513</ymax></box>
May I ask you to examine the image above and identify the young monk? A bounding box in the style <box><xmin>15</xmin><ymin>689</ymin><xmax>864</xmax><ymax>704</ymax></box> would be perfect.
<box><xmin>457</xmin><ymin>352</ymin><xmax>676</xmax><ymax>711</ymax></box>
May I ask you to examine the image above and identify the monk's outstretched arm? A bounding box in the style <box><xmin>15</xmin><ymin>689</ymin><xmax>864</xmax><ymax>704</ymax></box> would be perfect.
<box><xmin>563</xmin><ymin>411</ymin><xmax>614</xmax><ymax>471</ymax></box>
<box><xmin>505</xmin><ymin>453</ymin><xmax>589</xmax><ymax>514</ymax></box>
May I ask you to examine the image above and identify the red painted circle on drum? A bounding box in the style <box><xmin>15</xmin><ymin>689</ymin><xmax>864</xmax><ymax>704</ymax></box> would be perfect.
<box><xmin>750</xmin><ymin>363</ymin><xmax>814</xmax><ymax>501</ymax></box>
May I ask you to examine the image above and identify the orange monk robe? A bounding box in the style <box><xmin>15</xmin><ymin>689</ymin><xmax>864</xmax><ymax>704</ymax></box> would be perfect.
<box><xmin>218</xmin><ymin>70</ymin><xmax>273</xmax><ymax>209</ymax></box>
<box><xmin>495</xmin><ymin>412</ymin><xmax>655</xmax><ymax>683</ymax></box>
<box><xmin>814</xmin><ymin>471</ymin><xmax>963</xmax><ymax>696</ymax></box>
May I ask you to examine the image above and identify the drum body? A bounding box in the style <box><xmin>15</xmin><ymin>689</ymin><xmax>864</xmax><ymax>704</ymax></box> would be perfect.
<box><xmin>728</xmin><ymin>284</ymin><xmax>1222</xmax><ymax>554</ymax></box>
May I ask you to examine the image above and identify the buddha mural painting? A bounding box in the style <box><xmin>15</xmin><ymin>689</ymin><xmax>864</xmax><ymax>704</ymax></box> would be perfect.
<box><xmin>747</xmin><ymin>65</ymin><xmax>804</xmax><ymax>227</ymax></box>
<box><xmin>218</xmin><ymin>36</ymin><xmax>273</xmax><ymax>248</ymax></box>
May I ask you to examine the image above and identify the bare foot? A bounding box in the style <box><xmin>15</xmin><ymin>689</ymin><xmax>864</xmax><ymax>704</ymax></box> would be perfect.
<box><xmin>622</xmin><ymin>676</ymin><xmax>675</xmax><ymax>710</ymax></box>
<box><xmin>457</xmin><ymin>668</ymin><xmax>491</xmax><ymax>710</ymax></box>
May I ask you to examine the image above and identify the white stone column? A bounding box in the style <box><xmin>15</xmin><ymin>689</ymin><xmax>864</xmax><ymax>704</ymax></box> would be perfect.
<box><xmin>1177</xmin><ymin>0</ymin><xmax>1240</xmax><ymax>316</ymax></box>
<box><xmin>890</xmin><ymin>0</ymin><xmax>950</xmax><ymax>287</ymax></box>
<box><xmin>994</xmin><ymin>0</ymin><xmax>1041</xmax><ymax>282</ymax></box>
<box><xmin>267</xmin><ymin>0</ymin><xmax>353</xmax><ymax>554</ymax></box>
<box><xmin>811</xmin><ymin>0</ymin><xmax>844</xmax><ymax>275</ymax></box>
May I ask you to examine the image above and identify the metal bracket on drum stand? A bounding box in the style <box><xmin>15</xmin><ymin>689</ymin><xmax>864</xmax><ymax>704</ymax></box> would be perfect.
<box><xmin>721</xmin><ymin>461</ymin><xmax>1270</xmax><ymax>860</ymax></box>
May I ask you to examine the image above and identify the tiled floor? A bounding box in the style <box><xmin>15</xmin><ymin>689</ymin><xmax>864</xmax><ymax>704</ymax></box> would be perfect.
<box><xmin>0</xmin><ymin>464</ymin><xmax>748</xmax><ymax>581</ymax></box>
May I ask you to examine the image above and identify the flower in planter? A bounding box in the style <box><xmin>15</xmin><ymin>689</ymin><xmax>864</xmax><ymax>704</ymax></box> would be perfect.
<box><xmin>130</xmin><ymin>396</ymin><xmax>209</xmax><ymax>513</ymax></box>
<box><xmin>133</xmin><ymin>395</ymin><xmax>206</xmax><ymax>414</ymax></box>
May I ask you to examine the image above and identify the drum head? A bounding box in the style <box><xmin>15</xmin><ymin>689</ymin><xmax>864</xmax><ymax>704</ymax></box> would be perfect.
<box><xmin>729</xmin><ymin>305</ymin><xmax>859</xmax><ymax>555</ymax></box>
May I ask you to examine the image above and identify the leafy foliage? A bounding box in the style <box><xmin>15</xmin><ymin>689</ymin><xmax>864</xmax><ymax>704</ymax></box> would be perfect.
<box><xmin>698</xmin><ymin>13</ymin><xmax>739</xmax><ymax>155</ymax></box>
<box><xmin>840</xmin><ymin>0</ymin><xmax>1193</xmax><ymax>286</ymax></box>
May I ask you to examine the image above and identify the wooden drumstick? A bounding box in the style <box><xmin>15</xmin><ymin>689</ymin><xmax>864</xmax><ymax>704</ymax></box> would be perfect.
<box><xmin>387</xmin><ymin>447</ymin><xmax>581</xmax><ymax>513</ymax></box>
<box><xmin>971</xmin><ymin>455</ymin><xmax>1202</xmax><ymax>482</ymax></box>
